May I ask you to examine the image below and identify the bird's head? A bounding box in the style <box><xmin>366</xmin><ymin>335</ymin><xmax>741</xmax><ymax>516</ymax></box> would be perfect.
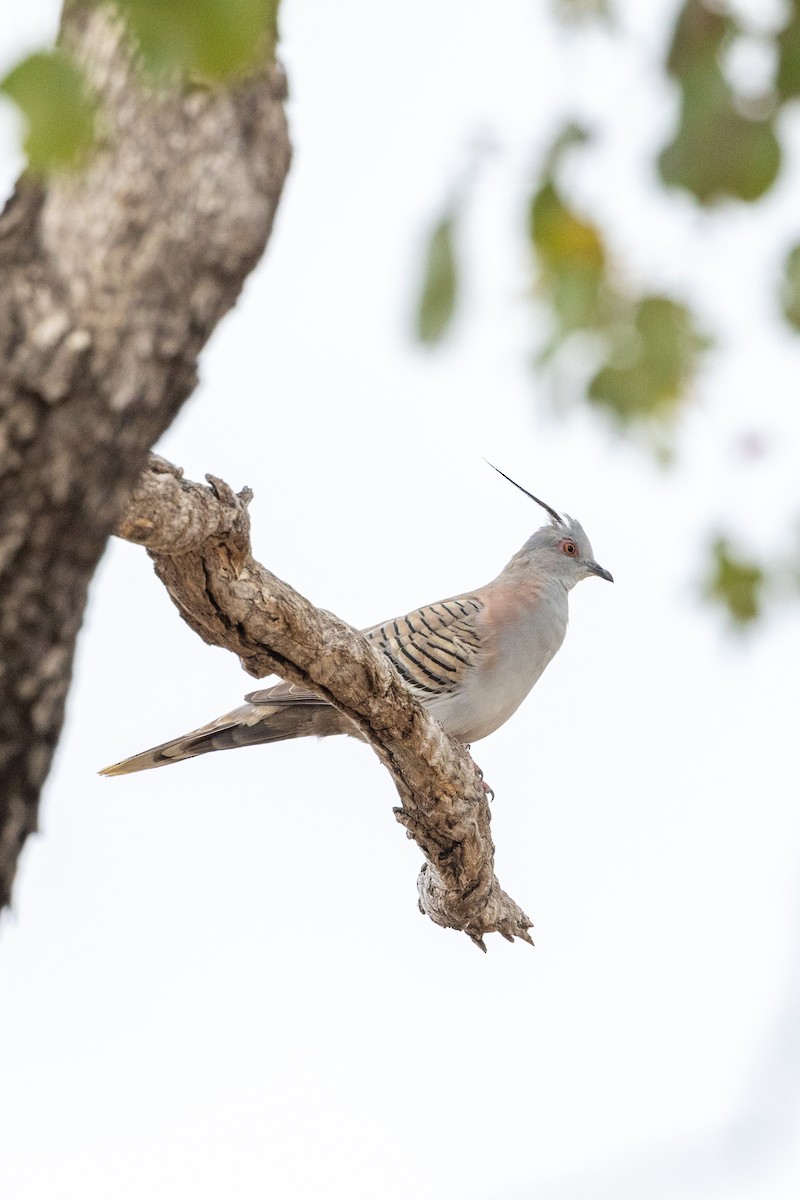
<box><xmin>488</xmin><ymin>463</ymin><xmax>614</xmax><ymax>590</ymax></box>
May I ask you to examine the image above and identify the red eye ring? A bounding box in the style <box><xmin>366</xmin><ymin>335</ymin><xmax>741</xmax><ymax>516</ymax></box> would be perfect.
<box><xmin>562</xmin><ymin>540</ymin><xmax>577</xmax><ymax>556</ymax></box>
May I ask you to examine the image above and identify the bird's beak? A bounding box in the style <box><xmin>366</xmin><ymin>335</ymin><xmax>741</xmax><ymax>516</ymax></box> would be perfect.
<box><xmin>587</xmin><ymin>561</ymin><xmax>614</xmax><ymax>583</ymax></box>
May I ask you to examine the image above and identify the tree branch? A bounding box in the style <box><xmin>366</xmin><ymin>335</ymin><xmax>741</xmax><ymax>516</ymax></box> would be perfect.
<box><xmin>116</xmin><ymin>455</ymin><xmax>534</xmax><ymax>950</ymax></box>
<box><xmin>0</xmin><ymin>3</ymin><xmax>291</xmax><ymax>908</ymax></box>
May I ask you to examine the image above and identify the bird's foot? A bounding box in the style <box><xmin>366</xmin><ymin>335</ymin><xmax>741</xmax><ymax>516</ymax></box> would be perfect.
<box><xmin>466</xmin><ymin>750</ymin><xmax>494</xmax><ymax>802</ymax></box>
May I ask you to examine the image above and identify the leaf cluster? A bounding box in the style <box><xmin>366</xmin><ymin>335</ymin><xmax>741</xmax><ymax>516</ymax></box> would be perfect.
<box><xmin>413</xmin><ymin>0</ymin><xmax>800</xmax><ymax>627</ymax></box>
<box><xmin>0</xmin><ymin>0</ymin><xmax>280</xmax><ymax>175</ymax></box>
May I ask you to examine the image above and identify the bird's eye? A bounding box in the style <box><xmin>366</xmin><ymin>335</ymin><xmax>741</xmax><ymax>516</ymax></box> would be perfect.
<box><xmin>563</xmin><ymin>541</ymin><xmax>577</xmax><ymax>556</ymax></box>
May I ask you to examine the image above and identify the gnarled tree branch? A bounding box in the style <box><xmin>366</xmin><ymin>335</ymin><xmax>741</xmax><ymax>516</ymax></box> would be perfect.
<box><xmin>116</xmin><ymin>455</ymin><xmax>534</xmax><ymax>950</ymax></box>
<box><xmin>0</xmin><ymin>3</ymin><xmax>291</xmax><ymax>908</ymax></box>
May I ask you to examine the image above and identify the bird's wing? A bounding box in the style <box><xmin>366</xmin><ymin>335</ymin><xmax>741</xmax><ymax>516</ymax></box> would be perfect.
<box><xmin>363</xmin><ymin>594</ymin><xmax>486</xmax><ymax>701</ymax></box>
<box><xmin>244</xmin><ymin>679</ymin><xmax>329</xmax><ymax>706</ymax></box>
<box><xmin>245</xmin><ymin>594</ymin><xmax>486</xmax><ymax>710</ymax></box>
<box><xmin>100</xmin><ymin>594</ymin><xmax>490</xmax><ymax>777</ymax></box>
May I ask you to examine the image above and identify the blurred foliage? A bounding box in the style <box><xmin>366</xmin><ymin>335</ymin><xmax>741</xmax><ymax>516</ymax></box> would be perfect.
<box><xmin>0</xmin><ymin>1</ymin><xmax>281</xmax><ymax>174</ymax></box>
<box><xmin>704</xmin><ymin>539</ymin><xmax>765</xmax><ymax>627</ymax></box>
<box><xmin>529</xmin><ymin>131</ymin><xmax>709</xmax><ymax>427</ymax></box>
<box><xmin>411</xmin><ymin>0</ymin><xmax>800</xmax><ymax>626</ymax></box>
<box><xmin>1</xmin><ymin>1</ymin><xmax>798</xmax><ymax>629</ymax></box>
<box><xmin>0</xmin><ymin>50</ymin><xmax>96</xmax><ymax>173</ymax></box>
<box><xmin>417</xmin><ymin>120</ymin><xmax>709</xmax><ymax>433</ymax></box>
<box><xmin>529</xmin><ymin>179</ymin><xmax>605</xmax><ymax>335</ymax></box>
<box><xmin>550</xmin><ymin>0</ymin><xmax>611</xmax><ymax>24</ymax></box>
<box><xmin>659</xmin><ymin>1</ymin><xmax>780</xmax><ymax>203</ymax></box>
<box><xmin>114</xmin><ymin>0</ymin><xmax>280</xmax><ymax>82</ymax></box>
<box><xmin>416</xmin><ymin>213</ymin><xmax>458</xmax><ymax>345</ymax></box>
<box><xmin>777</xmin><ymin>2</ymin><xmax>800</xmax><ymax>101</ymax></box>
<box><xmin>587</xmin><ymin>297</ymin><xmax>708</xmax><ymax>423</ymax></box>
<box><xmin>781</xmin><ymin>244</ymin><xmax>800</xmax><ymax>331</ymax></box>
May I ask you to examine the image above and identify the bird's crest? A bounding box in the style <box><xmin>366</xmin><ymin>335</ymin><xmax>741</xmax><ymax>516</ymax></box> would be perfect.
<box><xmin>485</xmin><ymin>461</ymin><xmax>566</xmax><ymax>527</ymax></box>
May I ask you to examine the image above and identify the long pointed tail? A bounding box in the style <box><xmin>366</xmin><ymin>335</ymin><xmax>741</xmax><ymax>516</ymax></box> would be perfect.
<box><xmin>99</xmin><ymin>699</ymin><xmax>354</xmax><ymax>777</ymax></box>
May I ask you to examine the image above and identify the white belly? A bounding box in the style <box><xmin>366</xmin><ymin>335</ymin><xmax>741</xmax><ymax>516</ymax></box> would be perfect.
<box><xmin>428</xmin><ymin>587</ymin><xmax>569</xmax><ymax>743</ymax></box>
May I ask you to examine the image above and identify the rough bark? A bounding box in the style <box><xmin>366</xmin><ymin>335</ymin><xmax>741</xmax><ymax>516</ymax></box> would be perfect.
<box><xmin>115</xmin><ymin>456</ymin><xmax>534</xmax><ymax>949</ymax></box>
<box><xmin>0</xmin><ymin>3</ymin><xmax>291</xmax><ymax>908</ymax></box>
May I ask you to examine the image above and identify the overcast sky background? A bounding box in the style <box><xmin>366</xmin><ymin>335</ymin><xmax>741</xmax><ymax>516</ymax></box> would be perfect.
<box><xmin>2</xmin><ymin>2</ymin><xmax>800</xmax><ymax>1198</ymax></box>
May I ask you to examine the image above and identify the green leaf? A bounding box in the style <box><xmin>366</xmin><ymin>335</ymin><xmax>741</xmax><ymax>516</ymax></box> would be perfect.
<box><xmin>527</xmin><ymin>126</ymin><xmax>707</xmax><ymax>432</ymax></box>
<box><xmin>704</xmin><ymin>538</ymin><xmax>764</xmax><ymax>625</ymax></box>
<box><xmin>0</xmin><ymin>50</ymin><xmax>96</xmax><ymax>173</ymax></box>
<box><xmin>529</xmin><ymin>181</ymin><xmax>606</xmax><ymax>332</ymax></box>
<box><xmin>780</xmin><ymin>243</ymin><xmax>800</xmax><ymax>332</ymax></box>
<box><xmin>659</xmin><ymin>1</ymin><xmax>780</xmax><ymax>204</ymax></box>
<box><xmin>665</xmin><ymin>0</ymin><xmax>732</xmax><ymax>79</ymax></box>
<box><xmin>116</xmin><ymin>0</ymin><xmax>280</xmax><ymax>80</ymax></box>
<box><xmin>529</xmin><ymin>181</ymin><xmax>604</xmax><ymax>271</ymax></box>
<box><xmin>776</xmin><ymin>4</ymin><xmax>800</xmax><ymax>101</ymax></box>
<box><xmin>588</xmin><ymin>296</ymin><xmax>708</xmax><ymax>423</ymax></box>
<box><xmin>658</xmin><ymin>60</ymin><xmax>781</xmax><ymax>203</ymax></box>
<box><xmin>415</xmin><ymin>213</ymin><xmax>459</xmax><ymax>345</ymax></box>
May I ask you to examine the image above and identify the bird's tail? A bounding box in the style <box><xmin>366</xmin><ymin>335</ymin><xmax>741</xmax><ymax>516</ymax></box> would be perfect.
<box><xmin>99</xmin><ymin>698</ymin><xmax>354</xmax><ymax>777</ymax></box>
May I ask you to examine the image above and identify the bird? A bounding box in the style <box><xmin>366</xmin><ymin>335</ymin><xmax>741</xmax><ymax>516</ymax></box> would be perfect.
<box><xmin>100</xmin><ymin>465</ymin><xmax>612</xmax><ymax>777</ymax></box>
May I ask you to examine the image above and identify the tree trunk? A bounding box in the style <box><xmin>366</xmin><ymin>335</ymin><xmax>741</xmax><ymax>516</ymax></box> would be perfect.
<box><xmin>0</xmin><ymin>3</ymin><xmax>291</xmax><ymax>907</ymax></box>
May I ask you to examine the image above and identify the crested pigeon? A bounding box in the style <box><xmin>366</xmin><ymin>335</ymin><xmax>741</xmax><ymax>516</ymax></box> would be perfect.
<box><xmin>100</xmin><ymin>467</ymin><xmax>612</xmax><ymax>777</ymax></box>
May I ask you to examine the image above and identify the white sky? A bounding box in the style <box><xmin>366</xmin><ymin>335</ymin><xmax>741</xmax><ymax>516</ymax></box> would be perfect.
<box><xmin>2</xmin><ymin>2</ymin><xmax>800</xmax><ymax>1198</ymax></box>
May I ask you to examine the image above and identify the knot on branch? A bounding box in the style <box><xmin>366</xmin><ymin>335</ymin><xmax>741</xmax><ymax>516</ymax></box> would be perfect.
<box><xmin>417</xmin><ymin>863</ymin><xmax>534</xmax><ymax>952</ymax></box>
<box><xmin>117</xmin><ymin>454</ymin><xmax>251</xmax><ymax>557</ymax></box>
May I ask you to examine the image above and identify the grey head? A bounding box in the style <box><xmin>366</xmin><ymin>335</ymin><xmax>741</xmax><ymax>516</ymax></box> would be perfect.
<box><xmin>488</xmin><ymin>462</ymin><xmax>614</xmax><ymax>590</ymax></box>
